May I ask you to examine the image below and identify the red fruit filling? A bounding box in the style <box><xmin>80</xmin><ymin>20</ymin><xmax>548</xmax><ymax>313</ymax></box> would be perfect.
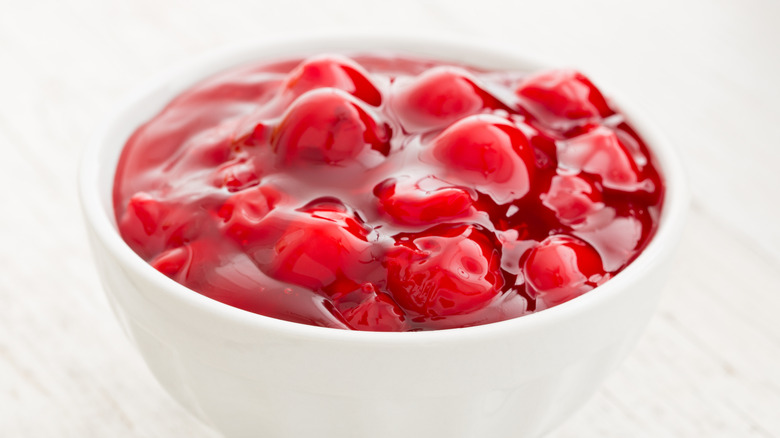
<box><xmin>338</xmin><ymin>283</ymin><xmax>408</xmax><ymax>332</ymax></box>
<box><xmin>541</xmin><ymin>173</ymin><xmax>604</xmax><ymax>225</ymax></box>
<box><xmin>558</xmin><ymin>125</ymin><xmax>647</xmax><ymax>192</ymax></box>
<box><xmin>516</xmin><ymin>69</ymin><xmax>612</xmax><ymax>125</ymax></box>
<box><xmin>428</xmin><ymin>115</ymin><xmax>534</xmax><ymax>204</ymax></box>
<box><xmin>272</xmin><ymin>89</ymin><xmax>391</xmax><ymax>165</ymax></box>
<box><xmin>374</xmin><ymin>177</ymin><xmax>475</xmax><ymax>226</ymax></box>
<box><xmin>114</xmin><ymin>54</ymin><xmax>664</xmax><ymax>331</ymax></box>
<box><xmin>281</xmin><ymin>55</ymin><xmax>383</xmax><ymax>106</ymax></box>
<box><xmin>386</xmin><ymin>224</ymin><xmax>503</xmax><ymax>318</ymax></box>
<box><xmin>392</xmin><ymin>66</ymin><xmax>496</xmax><ymax>131</ymax></box>
<box><xmin>524</xmin><ymin>235</ymin><xmax>607</xmax><ymax>307</ymax></box>
<box><xmin>253</xmin><ymin>201</ymin><xmax>380</xmax><ymax>296</ymax></box>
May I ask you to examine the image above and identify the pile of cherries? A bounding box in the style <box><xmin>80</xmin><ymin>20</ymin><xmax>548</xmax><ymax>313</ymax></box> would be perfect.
<box><xmin>114</xmin><ymin>54</ymin><xmax>663</xmax><ymax>331</ymax></box>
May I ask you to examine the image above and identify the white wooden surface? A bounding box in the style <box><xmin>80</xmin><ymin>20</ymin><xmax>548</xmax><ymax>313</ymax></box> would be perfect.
<box><xmin>2</xmin><ymin>0</ymin><xmax>779</xmax><ymax>436</ymax></box>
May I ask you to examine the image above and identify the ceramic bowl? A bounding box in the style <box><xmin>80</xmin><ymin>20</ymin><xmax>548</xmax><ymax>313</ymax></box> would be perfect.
<box><xmin>79</xmin><ymin>34</ymin><xmax>688</xmax><ymax>438</ymax></box>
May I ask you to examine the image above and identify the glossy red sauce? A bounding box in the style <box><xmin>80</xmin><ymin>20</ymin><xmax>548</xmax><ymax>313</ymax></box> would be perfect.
<box><xmin>114</xmin><ymin>54</ymin><xmax>664</xmax><ymax>331</ymax></box>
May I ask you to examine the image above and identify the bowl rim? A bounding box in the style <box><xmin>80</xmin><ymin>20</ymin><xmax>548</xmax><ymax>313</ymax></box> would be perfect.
<box><xmin>79</xmin><ymin>31</ymin><xmax>689</xmax><ymax>345</ymax></box>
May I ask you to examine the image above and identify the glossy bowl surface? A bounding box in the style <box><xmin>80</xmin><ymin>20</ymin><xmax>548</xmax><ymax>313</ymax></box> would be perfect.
<box><xmin>80</xmin><ymin>34</ymin><xmax>688</xmax><ymax>438</ymax></box>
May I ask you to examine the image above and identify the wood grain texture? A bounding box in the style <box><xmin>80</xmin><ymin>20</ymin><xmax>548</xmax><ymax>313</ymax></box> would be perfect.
<box><xmin>1</xmin><ymin>0</ymin><xmax>778</xmax><ymax>436</ymax></box>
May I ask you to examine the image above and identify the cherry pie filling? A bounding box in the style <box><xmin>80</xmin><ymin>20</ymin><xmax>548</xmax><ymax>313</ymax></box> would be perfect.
<box><xmin>114</xmin><ymin>54</ymin><xmax>663</xmax><ymax>331</ymax></box>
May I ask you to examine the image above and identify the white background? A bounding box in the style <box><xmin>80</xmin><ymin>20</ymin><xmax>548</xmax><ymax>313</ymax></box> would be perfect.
<box><xmin>1</xmin><ymin>0</ymin><xmax>779</xmax><ymax>436</ymax></box>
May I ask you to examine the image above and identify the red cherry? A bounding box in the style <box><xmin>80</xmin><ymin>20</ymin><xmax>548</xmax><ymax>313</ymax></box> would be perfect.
<box><xmin>541</xmin><ymin>173</ymin><xmax>604</xmax><ymax>225</ymax></box>
<box><xmin>385</xmin><ymin>225</ymin><xmax>503</xmax><ymax>317</ymax></box>
<box><xmin>516</xmin><ymin>69</ymin><xmax>612</xmax><ymax>123</ymax></box>
<box><xmin>373</xmin><ymin>177</ymin><xmax>474</xmax><ymax>226</ymax></box>
<box><xmin>255</xmin><ymin>204</ymin><xmax>380</xmax><ymax>295</ymax></box>
<box><xmin>392</xmin><ymin>66</ymin><xmax>489</xmax><ymax>131</ymax></box>
<box><xmin>272</xmin><ymin>89</ymin><xmax>391</xmax><ymax>165</ymax></box>
<box><xmin>559</xmin><ymin>126</ymin><xmax>643</xmax><ymax>191</ymax></box>
<box><xmin>429</xmin><ymin>115</ymin><xmax>534</xmax><ymax>204</ymax></box>
<box><xmin>523</xmin><ymin>235</ymin><xmax>606</xmax><ymax>306</ymax></box>
<box><xmin>282</xmin><ymin>55</ymin><xmax>382</xmax><ymax>106</ymax></box>
<box><xmin>339</xmin><ymin>284</ymin><xmax>408</xmax><ymax>332</ymax></box>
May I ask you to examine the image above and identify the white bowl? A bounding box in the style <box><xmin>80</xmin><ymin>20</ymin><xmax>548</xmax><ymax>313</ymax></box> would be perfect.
<box><xmin>79</xmin><ymin>34</ymin><xmax>688</xmax><ymax>438</ymax></box>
